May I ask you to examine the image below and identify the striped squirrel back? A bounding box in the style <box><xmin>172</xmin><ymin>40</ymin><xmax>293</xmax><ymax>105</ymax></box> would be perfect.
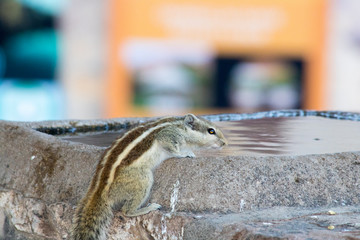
<box><xmin>71</xmin><ymin>114</ymin><xmax>227</xmax><ymax>240</ymax></box>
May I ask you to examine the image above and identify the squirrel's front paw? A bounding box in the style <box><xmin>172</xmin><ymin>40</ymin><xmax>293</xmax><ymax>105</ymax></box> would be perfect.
<box><xmin>181</xmin><ymin>149</ymin><xmax>195</xmax><ymax>158</ymax></box>
<box><xmin>174</xmin><ymin>150</ymin><xmax>195</xmax><ymax>158</ymax></box>
<box><xmin>186</xmin><ymin>151</ymin><xmax>195</xmax><ymax>158</ymax></box>
<box><xmin>148</xmin><ymin>203</ymin><xmax>162</xmax><ymax>211</ymax></box>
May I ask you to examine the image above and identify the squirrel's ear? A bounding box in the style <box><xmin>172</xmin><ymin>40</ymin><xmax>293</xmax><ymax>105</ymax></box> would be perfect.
<box><xmin>184</xmin><ymin>113</ymin><xmax>197</xmax><ymax>128</ymax></box>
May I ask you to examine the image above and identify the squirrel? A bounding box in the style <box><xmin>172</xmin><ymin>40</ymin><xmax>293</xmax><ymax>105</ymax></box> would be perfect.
<box><xmin>71</xmin><ymin>113</ymin><xmax>228</xmax><ymax>240</ymax></box>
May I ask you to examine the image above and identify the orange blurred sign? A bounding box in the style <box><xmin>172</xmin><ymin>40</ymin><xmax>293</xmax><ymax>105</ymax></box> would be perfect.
<box><xmin>107</xmin><ymin>0</ymin><xmax>326</xmax><ymax>117</ymax></box>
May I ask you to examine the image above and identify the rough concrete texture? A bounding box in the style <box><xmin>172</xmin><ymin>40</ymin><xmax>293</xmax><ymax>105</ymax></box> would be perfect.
<box><xmin>0</xmin><ymin>118</ymin><xmax>360</xmax><ymax>239</ymax></box>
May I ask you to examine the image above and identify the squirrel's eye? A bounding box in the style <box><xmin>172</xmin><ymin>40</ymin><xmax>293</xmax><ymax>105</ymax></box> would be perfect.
<box><xmin>208</xmin><ymin>128</ymin><xmax>216</xmax><ymax>135</ymax></box>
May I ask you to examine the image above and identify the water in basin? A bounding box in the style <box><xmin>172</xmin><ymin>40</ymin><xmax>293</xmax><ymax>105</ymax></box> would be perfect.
<box><xmin>61</xmin><ymin>116</ymin><xmax>360</xmax><ymax>156</ymax></box>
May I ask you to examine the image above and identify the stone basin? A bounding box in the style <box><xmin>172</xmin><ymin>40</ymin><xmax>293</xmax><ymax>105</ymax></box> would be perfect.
<box><xmin>0</xmin><ymin>110</ymin><xmax>360</xmax><ymax>239</ymax></box>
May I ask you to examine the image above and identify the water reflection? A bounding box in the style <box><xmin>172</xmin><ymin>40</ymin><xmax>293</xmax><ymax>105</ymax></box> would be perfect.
<box><xmin>208</xmin><ymin>116</ymin><xmax>360</xmax><ymax>156</ymax></box>
<box><xmin>198</xmin><ymin>118</ymin><xmax>290</xmax><ymax>156</ymax></box>
<box><xmin>61</xmin><ymin>116</ymin><xmax>360</xmax><ymax>156</ymax></box>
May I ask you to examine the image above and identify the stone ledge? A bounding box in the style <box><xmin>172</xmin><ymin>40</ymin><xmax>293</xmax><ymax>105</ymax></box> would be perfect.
<box><xmin>1</xmin><ymin>189</ymin><xmax>360</xmax><ymax>239</ymax></box>
<box><xmin>1</xmin><ymin>114</ymin><xmax>360</xmax><ymax>239</ymax></box>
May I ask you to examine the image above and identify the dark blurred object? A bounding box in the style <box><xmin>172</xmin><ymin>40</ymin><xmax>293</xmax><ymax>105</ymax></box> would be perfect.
<box><xmin>4</xmin><ymin>30</ymin><xmax>58</xmax><ymax>79</ymax></box>
<box><xmin>215</xmin><ymin>57</ymin><xmax>303</xmax><ymax>110</ymax></box>
<box><xmin>0</xmin><ymin>0</ymin><xmax>56</xmax><ymax>79</ymax></box>
<box><xmin>0</xmin><ymin>0</ymin><xmax>54</xmax><ymax>44</ymax></box>
<box><xmin>0</xmin><ymin>0</ymin><xmax>63</xmax><ymax>121</ymax></box>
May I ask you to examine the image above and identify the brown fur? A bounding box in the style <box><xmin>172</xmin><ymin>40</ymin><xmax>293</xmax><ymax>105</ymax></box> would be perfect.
<box><xmin>120</xmin><ymin>125</ymin><xmax>168</xmax><ymax>166</ymax></box>
<box><xmin>87</xmin><ymin>117</ymin><xmax>177</xmax><ymax>198</ymax></box>
<box><xmin>71</xmin><ymin>114</ymin><xmax>227</xmax><ymax>240</ymax></box>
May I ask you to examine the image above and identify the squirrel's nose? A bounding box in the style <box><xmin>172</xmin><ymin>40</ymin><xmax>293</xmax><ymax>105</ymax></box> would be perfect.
<box><xmin>221</xmin><ymin>138</ymin><xmax>228</xmax><ymax>146</ymax></box>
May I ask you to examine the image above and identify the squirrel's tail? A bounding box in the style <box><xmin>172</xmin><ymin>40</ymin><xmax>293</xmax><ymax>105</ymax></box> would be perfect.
<box><xmin>71</xmin><ymin>196</ymin><xmax>113</xmax><ymax>240</ymax></box>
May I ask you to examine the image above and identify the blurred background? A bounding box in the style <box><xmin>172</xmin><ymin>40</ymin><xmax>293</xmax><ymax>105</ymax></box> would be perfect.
<box><xmin>0</xmin><ymin>0</ymin><xmax>359</xmax><ymax>121</ymax></box>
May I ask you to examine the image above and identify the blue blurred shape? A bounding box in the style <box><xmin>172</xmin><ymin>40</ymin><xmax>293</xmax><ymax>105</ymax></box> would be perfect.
<box><xmin>4</xmin><ymin>29</ymin><xmax>58</xmax><ymax>79</ymax></box>
<box><xmin>0</xmin><ymin>79</ymin><xmax>64</xmax><ymax>121</ymax></box>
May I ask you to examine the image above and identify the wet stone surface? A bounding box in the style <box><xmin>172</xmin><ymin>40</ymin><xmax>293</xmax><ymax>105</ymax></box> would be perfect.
<box><xmin>0</xmin><ymin>110</ymin><xmax>359</xmax><ymax>239</ymax></box>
